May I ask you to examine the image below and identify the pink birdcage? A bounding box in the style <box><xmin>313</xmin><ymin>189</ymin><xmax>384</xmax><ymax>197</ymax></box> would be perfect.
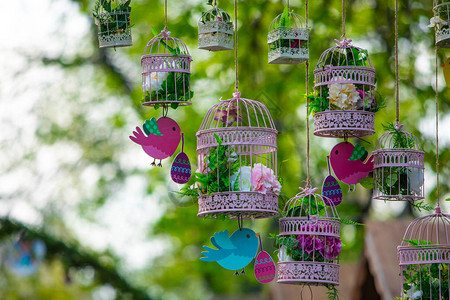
<box><xmin>398</xmin><ymin>206</ymin><xmax>450</xmax><ymax>299</ymax></box>
<box><xmin>93</xmin><ymin>0</ymin><xmax>132</xmax><ymax>48</ymax></box>
<box><xmin>313</xmin><ymin>38</ymin><xmax>380</xmax><ymax>138</ymax></box>
<box><xmin>195</xmin><ymin>92</ymin><xmax>279</xmax><ymax>219</ymax></box>
<box><xmin>432</xmin><ymin>0</ymin><xmax>450</xmax><ymax>48</ymax></box>
<box><xmin>268</xmin><ymin>10</ymin><xmax>309</xmax><ymax>64</ymax></box>
<box><xmin>198</xmin><ymin>7</ymin><xmax>233</xmax><ymax>51</ymax></box>
<box><xmin>373</xmin><ymin>124</ymin><xmax>425</xmax><ymax>202</ymax></box>
<box><xmin>141</xmin><ymin>29</ymin><xmax>193</xmax><ymax>109</ymax></box>
<box><xmin>277</xmin><ymin>186</ymin><xmax>341</xmax><ymax>286</ymax></box>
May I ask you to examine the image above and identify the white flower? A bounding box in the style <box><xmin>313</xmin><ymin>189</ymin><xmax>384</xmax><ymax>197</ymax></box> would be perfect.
<box><xmin>428</xmin><ymin>16</ymin><xmax>448</xmax><ymax>28</ymax></box>
<box><xmin>230</xmin><ymin>166</ymin><xmax>252</xmax><ymax>192</ymax></box>
<box><xmin>411</xmin><ymin>290</ymin><xmax>422</xmax><ymax>300</ymax></box>
<box><xmin>407</xmin><ymin>163</ymin><xmax>424</xmax><ymax>195</ymax></box>
<box><xmin>278</xmin><ymin>245</ymin><xmax>293</xmax><ymax>262</ymax></box>
<box><xmin>143</xmin><ymin>72</ymin><xmax>168</xmax><ymax>92</ymax></box>
<box><xmin>328</xmin><ymin>80</ymin><xmax>360</xmax><ymax>110</ymax></box>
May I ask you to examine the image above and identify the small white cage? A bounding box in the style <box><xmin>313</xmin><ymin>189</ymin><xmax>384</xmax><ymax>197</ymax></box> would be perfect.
<box><xmin>268</xmin><ymin>11</ymin><xmax>309</xmax><ymax>64</ymax></box>
<box><xmin>432</xmin><ymin>1</ymin><xmax>450</xmax><ymax>48</ymax></box>
<box><xmin>198</xmin><ymin>7</ymin><xmax>233</xmax><ymax>51</ymax></box>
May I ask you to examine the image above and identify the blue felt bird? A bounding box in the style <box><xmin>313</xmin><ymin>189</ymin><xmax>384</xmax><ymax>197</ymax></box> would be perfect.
<box><xmin>201</xmin><ymin>228</ymin><xmax>260</xmax><ymax>275</ymax></box>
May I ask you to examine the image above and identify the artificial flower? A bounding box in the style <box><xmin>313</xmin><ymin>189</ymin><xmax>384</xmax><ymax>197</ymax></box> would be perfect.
<box><xmin>290</xmin><ymin>39</ymin><xmax>300</xmax><ymax>48</ymax></box>
<box><xmin>296</xmin><ymin>235</ymin><xmax>324</xmax><ymax>255</ymax></box>
<box><xmin>328</xmin><ymin>80</ymin><xmax>360</xmax><ymax>110</ymax></box>
<box><xmin>230</xmin><ymin>166</ymin><xmax>252</xmax><ymax>192</ymax></box>
<box><xmin>214</xmin><ymin>103</ymin><xmax>241</xmax><ymax>126</ymax></box>
<box><xmin>322</xmin><ymin>236</ymin><xmax>342</xmax><ymax>260</ymax></box>
<box><xmin>143</xmin><ymin>72</ymin><xmax>167</xmax><ymax>92</ymax></box>
<box><xmin>356</xmin><ymin>89</ymin><xmax>377</xmax><ymax>111</ymax></box>
<box><xmin>251</xmin><ymin>163</ymin><xmax>281</xmax><ymax>195</ymax></box>
<box><xmin>428</xmin><ymin>16</ymin><xmax>448</xmax><ymax>28</ymax></box>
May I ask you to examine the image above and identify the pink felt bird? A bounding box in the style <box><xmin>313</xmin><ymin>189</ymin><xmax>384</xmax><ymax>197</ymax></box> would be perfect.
<box><xmin>329</xmin><ymin>142</ymin><xmax>374</xmax><ymax>186</ymax></box>
<box><xmin>129</xmin><ymin>117</ymin><xmax>182</xmax><ymax>167</ymax></box>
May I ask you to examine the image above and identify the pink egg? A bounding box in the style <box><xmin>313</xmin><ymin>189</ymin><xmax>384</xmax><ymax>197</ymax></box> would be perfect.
<box><xmin>254</xmin><ymin>251</ymin><xmax>276</xmax><ymax>283</ymax></box>
<box><xmin>322</xmin><ymin>175</ymin><xmax>343</xmax><ymax>206</ymax></box>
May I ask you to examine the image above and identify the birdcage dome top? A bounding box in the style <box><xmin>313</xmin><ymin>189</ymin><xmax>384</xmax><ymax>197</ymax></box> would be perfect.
<box><xmin>143</xmin><ymin>29</ymin><xmax>191</xmax><ymax>56</ymax></box>
<box><xmin>374</xmin><ymin>124</ymin><xmax>423</xmax><ymax>151</ymax></box>
<box><xmin>198</xmin><ymin>92</ymin><xmax>277</xmax><ymax>131</ymax></box>
<box><xmin>315</xmin><ymin>38</ymin><xmax>374</xmax><ymax>69</ymax></box>
<box><xmin>279</xmin><ymin>186</ymin><xmax>340</xmax><ymax>238</ymax></box>
<box><xmin>199</xmin><ymin>7</ymin><xmax>232</xmax><ymax>24</ymax></box>
<box><xmin>269</xmin><ymin>12</ymin><xmax>308</xmax><ymax>31</ymax></box>
<box><xmin>400</xmin><ymin>207</ymin><xmax>450</xmax><ymax>247</ymax></box>
<box><xmin>433</xmin><ymin>0</ymin><xmax>450</xmax><ymax>8</ymax></box>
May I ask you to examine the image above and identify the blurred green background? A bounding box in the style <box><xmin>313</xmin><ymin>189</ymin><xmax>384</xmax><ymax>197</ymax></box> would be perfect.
<box><xmin>0</xmin><ymin>0</ymin><xmax>448</xmax><ymax>299</ymax></box>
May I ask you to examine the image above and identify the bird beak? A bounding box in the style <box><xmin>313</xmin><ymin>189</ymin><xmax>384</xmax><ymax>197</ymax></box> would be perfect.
<box><xmin>180</xmin><ymin>132</ymin><xmax>183</xmax><ymax>136</ymax></box>
<box><xmin>255</xmin><ymin>233</ymin><xmax>260</xmax><ymax>238</ymax></box>
<box><xmin>442</xmin><ymin>63</ymin><xmax>445</xmax><ymax>67</ymax></box>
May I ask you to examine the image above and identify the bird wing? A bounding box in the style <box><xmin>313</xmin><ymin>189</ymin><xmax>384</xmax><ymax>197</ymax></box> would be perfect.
<box><xmin>212</xmin><ymin>230</ymin><xmax>236</xmax><ymax>250</ymax></box>
<box><xmin>129</xmin><ymin>126</ymin><xmax>165</xmax><ymax>146</ymax></box>
<box><xmin>143</xmin><ymin>118</ymin><xmax>163</xmax><ymax>136</ymax></box>
<box><xmin>348</xmin><ymin>144</ymin><xmax>368</xmax><ymax>162</ymax></box>
<box><xmin>200</xmin><ymin>246</ymin><xmax>231</xmax><ymax>262</ymax></box>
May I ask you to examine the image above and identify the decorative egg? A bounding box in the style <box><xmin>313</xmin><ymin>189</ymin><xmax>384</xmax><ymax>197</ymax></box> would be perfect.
<box><xmin>254</xmin><ymin>251</ymin><xmax>276</xmax><ymax>284</ymax></box>
<box><xmin>7</xmin><ymin>239</ymin><xmax>46</xmax><ymax>277</ymax></box>
<box><xmin>171</xmin><ymin>151</ymin><xmax>191</xmax><ymax>184</ymax></box>
<box><xmin>322</xmin><ymin>175</ymin><xmax>343</xmax><ymax>206</ymax></box>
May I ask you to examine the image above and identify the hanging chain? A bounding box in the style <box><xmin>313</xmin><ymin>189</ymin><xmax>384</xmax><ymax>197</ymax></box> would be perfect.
<box><xmin>305</xmin><ymin>0</ymin><xmax>310</xmax><ymax>186</ymax></box>
<box><xmin>234</xmin><ymin>0</ymin><xmax>239</xmax><ymax>92</ymax></box>
<box><xmin>395</xmin><ymin>0</ymin><xmax>400</xmax><ymax>125</ymax></box>
<box><xmin>435</xmin><ymin>45</ymin><xmax>440</xmax><ymax>206</ymax></box>
<box><xmin>342</xmin><ymin>0</ymin><xmax>345</xmax><ymax>36</ymax></box>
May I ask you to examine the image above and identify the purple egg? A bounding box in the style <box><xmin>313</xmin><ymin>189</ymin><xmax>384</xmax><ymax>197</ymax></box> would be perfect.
<box><xmin>322</xmin><ymin>175</ymin><xmax>343</xmax><ymax>206</ymax></box>
<box><xmin>171</xmin><ymin>152</ymin><xmax>191</xmax><ymax>184</ymax></box>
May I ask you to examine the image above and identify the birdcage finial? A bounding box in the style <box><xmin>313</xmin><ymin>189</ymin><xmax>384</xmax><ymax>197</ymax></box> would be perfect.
<box><xmin>334</xmin><ymin>38</ymin><xmax>352</xmax><ymax>48</ymax></box>
<box><xmin>232</xmin><ymin>91</ymin><xmax>241</xmax><ymax>99</ymax></box>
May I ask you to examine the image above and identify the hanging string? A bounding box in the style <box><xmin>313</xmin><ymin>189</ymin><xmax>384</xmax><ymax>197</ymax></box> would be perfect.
<box><xmin>395</xmin><ymin>0</ymin><xmax>400</xmax><ymax>125</ymax></box>
<box><xmin>435</xmin><ymin>45</ymin><xmax>440</xmax><ymax>206</ymax></box>
<box><xmin>164</xmin><ymin>0</ymin><xmax>168</xmax><ymax>30</ymax></box>
<box><xmin>234</xmin><ymin>0</ymin><xmax>239</xmax><ymax>92</ymax></box>
<box><xmin>287</xmin><ymin>0</ymin><xmax>290</xmax><ymax>12</ymax></box>
<box><xmin>305</xmin><ymin>0</ymin><xmax>310</xmax><ymax>186</ymax></box>
<box><xmin>342</xmin><ymin>0</ymin><xmax>346</xmax><ymax>38</ymax></box>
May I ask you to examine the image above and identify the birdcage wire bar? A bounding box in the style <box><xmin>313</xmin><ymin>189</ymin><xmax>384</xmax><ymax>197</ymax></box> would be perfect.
<box><xmin>196</xmin><ymin>92</ymin><xmax>279</xmax><ymax>220</ymax></box>
<box><xmin>94</xmin><ymin>0</ymin><xmax>132</xmax><ymax>48</ymax></box>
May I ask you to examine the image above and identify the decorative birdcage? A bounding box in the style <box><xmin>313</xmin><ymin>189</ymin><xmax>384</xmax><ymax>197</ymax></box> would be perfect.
<box><xmin>195</xmin><ymin>91</ymin><xmax>279</xmax><ymax>219</ymax></box>
<box><xmin>198</xmin><ymin>7</ymin><xmax>233</xmax><ymax>51</ymax></box>
<box><xmin>398</xmin><ymin>206</ymin><xmax>450</xmax><ymax>299</ymax></box>
<box><xmin>373</xmin><ymin>124</ymin><xmax>425</xmax><ymax>201</ymax></box>
<box><xmin>93</xmin><ymin>0</ymin><xmax>132</xmax><ymax>48</ymax></box>
<box><xmin>277</xmin><ymin>186</ymin><xmax>341</xmax><ymax>285</ymax></box>
<box><xmin>313</xmin><ymin>38</ymin><xmax>379</xmax><ymax>138</ymax></box>
<box><xmin>268</xmin><ymin>11</ymin><xmax>309</xmax><ymax>64</ymax></box>
<box><xmin>141</xmin><ymin>29</ymin><xmax>193</xmax><ymax>109</ymax></box>
<box><xmin>432</xmin><ymin>1</ymin><xmax>450</xmax><ymax>48</ymax></box>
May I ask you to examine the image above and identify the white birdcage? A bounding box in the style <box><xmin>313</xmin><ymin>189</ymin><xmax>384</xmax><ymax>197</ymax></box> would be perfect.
<box><xmin>432</xmin><ymin>1</ymin><xmax>450</xmax><ymax>48</ymax></box>
<box><xmin>373</xmin><ymin>124</ymin><xmax>425</xmax><ymax>201</ymax></box>
<box><xmin>277</xmin><ymin>186</ymin><xmax>341</xmax><ymax>285</ymax></box>
<box><xmin>398</xmin><ymin>206</ymin><xmax>450</xmax><ymax>299</ymax></box>
<box><xmin>198</xmin><ymin>7</ymin><xmax>233</xmax><ymax>51</ymax></box>
<box><xmin>141</xmin><ymin>29</ymin><xmax>192</xmax><ymax>109</ymax></box>
<box><xmin>93</xmin><ymin>0</ymin><xmax>132</xmax><ymax>48</ymax></box>
<box><xmin>267</xmin><ymin>11</ymin><xmax>309</xmax><ymax>64</ymax></box>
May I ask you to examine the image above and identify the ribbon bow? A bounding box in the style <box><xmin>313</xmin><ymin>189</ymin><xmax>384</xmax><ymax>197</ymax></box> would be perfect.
<box><xmin>334</xmin><ymin>38</ymin><xmax>352</xmax><ymax>48</ymax></box>
<box><xmin>323</xmin><ymin>64</ymin><xmax>333</xmax><ymax>73</ymax></box>
<box><xmin>394</xmin><ymin>123</ymin><xmax>404</xmax><ymax>131</ymax></box>
<box><xmin>298</xmin><ymin>186</ymin><xmax>318</xmax><ymax>196</ymax></box>
<box><xmin>161</xmin><ymin>30</ymin><xmax>171</xmax><ymax>38</ymax></box>
<box><xmin>233</xmin><ymin>91</ymin><xmax>241</xmax><ymax>99</ymax></box>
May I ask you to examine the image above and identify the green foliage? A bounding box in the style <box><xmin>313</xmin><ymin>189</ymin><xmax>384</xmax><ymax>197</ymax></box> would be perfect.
<box><xmin>402</xmin><ymin>264</ymin><xmax>449</xmax><ymax>299</ymax></box>
<box><xmin>324</xmin><ymin>47</ymin><xmax>369</xmax><ymax>67</ymax></box>
<box><xmin>341</xmin><ymin>217</ymin><xmax>365</xmax><ymax>226</ymax></box>
<box><xmin>409</xmin><ymin>200</ymin><xmax>434</xmax><ymax>212</ymax></box>
<box><xmin>278</xmin><ymin>5</ymin><xmax>291</xmax><ymax>28</ymax></box>
<box><xmin>325</xmin><ymin>284</ymin><xmax>340</xmax><ymax>300</ymax></box>
<box><xmin>285</xmin><ymin>196</ymin><xmax>326</xmax><ymax>217</ymax></box>
<box><xmin>382</xmin><ymin>122</ymin><xmax>416</xmax><ymax>149</ymax></box>
<box><xmin>402</xmin><ymin>238</ymin><xmax>433</xmax><ymax>246</ymax></box>
<box><xmin>143</xmin><ymin>72</ymin><xmax>193</xmax><ymax>109</ymax></box>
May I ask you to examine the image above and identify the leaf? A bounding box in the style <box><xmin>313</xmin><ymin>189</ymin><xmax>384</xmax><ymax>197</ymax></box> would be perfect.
<box><xmin>170</xmin><ymin>102</ymin><xmax>179</xmax><ymax>109</ymax></box>
<box><xmin>359</xmin><ymin>177</ymin><xmax>374</xmax><ymax>189</ymax></box>
<box><xmin>206</xmin><ymin>0</ymin><xmax>213</xmax><ymax>6</ymax></box>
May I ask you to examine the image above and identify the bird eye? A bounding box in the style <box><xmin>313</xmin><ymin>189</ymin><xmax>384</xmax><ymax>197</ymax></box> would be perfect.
<box><xmin>246</xmin><ymin>234</ymin><xmax>250</xmax><ymax>238</ymax></box>
<box><xmin>335</xmin><ymin>150</ymin><xmax>338</xmax><ymax>155</ymax></box>
<box><xmin>172</xmin><ymin>127</ymin><xmax>176</xmax><ymax>131</ymax></box>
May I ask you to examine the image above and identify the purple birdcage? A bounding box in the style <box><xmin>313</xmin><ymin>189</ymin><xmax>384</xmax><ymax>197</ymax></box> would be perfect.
<box><xmin>196</xmin><ymin>92</ymin><xmax>279</xmax><ymax>219</ymax></box>
<box><xmin>313</xmin><ymin>38</ymin><xmax>379</xmax><ymax>138</ymax></box>
<box><xmin>93</xmin><ymin>0</ymin><xmax>132</xmax><ymax>48</ymax></box>
<box><xmin>398</xmin><ymin>206</ymin><xmax>450</xmax><ymax>299</ymax></box>
<box><xmin>141</xmin><ymin>29</ymin><xmax>192</xmax><ymax>109</ymax></box>
<box><xmin>373</xmin><ymin>124</ymin><xmax>425</xmax><ymax>202</ymax></box>
<box><xmin>268</xmin><ymin>11</ymin><xmax>309</xmax><ymax>64</ymax></box>
<box><xmin>432</xmin><ymin>1</ymin><xmax>450</xmax><ymax>48</ymax></box>
<box><xmin>198</xmin><ymin>7</ymin><xmax>233</xmax><ymax>51</ymax></box>
<box><xmin>277</xmin><ymin>186</ymin><xmax>341</xmax><ymax>286</ymax></box>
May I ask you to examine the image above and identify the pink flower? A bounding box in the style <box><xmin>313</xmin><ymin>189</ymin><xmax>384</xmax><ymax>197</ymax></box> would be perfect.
<box><xmin>322</xmin><ymin>236</ymin><xmax>341</xmax><ymax>260</ymax></box>
<box><xmin>214</xmin><ymin>103</ymin><xmax>241</xmax><ymax>126</ymax></box>
<box><xmin>251</xmin><ymin>163</ymin><xmax>281</xmax><ymax>195</ymax></box>
<box><xmin>290</xmin><ymin>39</ymin><xmax>300</xmax><ymax>48</ymax></box>
<box><xmin>296</xmin><ymin>235</ymin><xmax>324</xmax><ymax>255</ymax></box>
